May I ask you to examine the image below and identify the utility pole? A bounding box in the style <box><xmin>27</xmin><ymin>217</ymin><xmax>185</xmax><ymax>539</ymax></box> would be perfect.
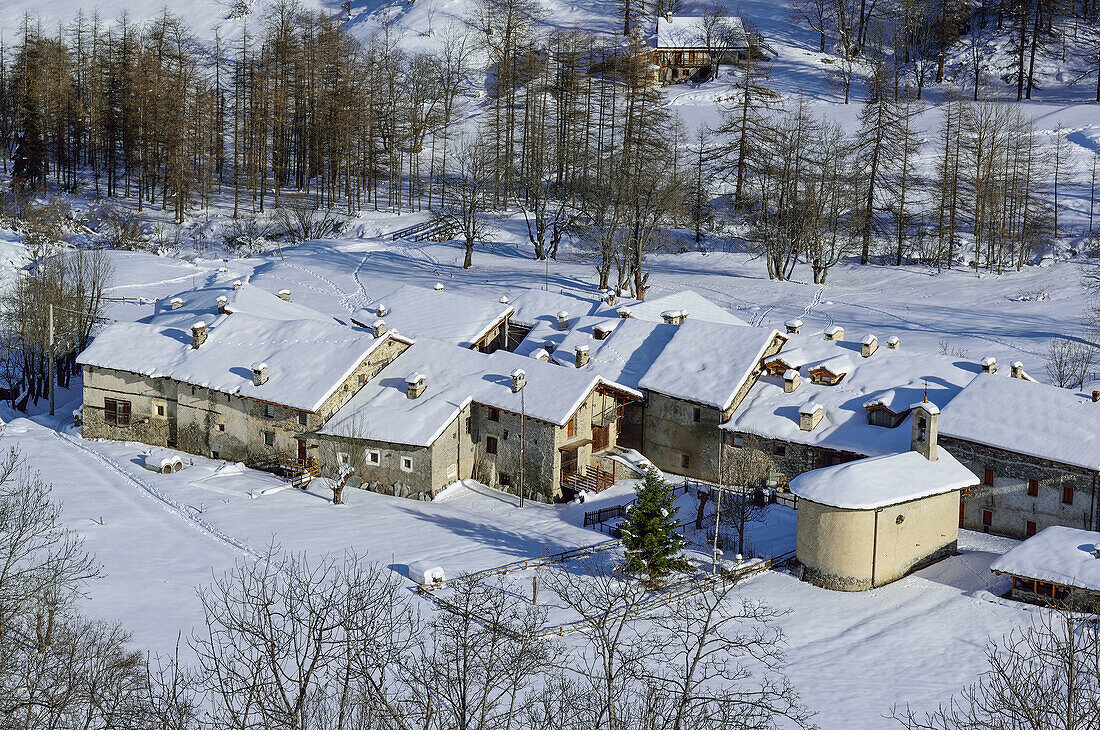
<box><xmin>48</xmin><ymin>303</ymin><xmax>55</xmax><ymax>417</ymax></box>
<box><xmin>511</xmin><ymin>369</ymin><xmax>527</xmax><ymax>508</ymax></box>
<box><xmin>713</xmin><ymin>428</ymin><xmax>724</xmax><ymax>574</ymax></box>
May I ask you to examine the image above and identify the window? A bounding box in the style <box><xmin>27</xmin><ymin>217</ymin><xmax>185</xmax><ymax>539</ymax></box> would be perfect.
<box><xmin>211</xmin><ymin>451</ymin><xmax>219</xmax><ymax>460</ymax></box>
<box><xmin>680</xmin><ymin>453</ymin><xmax>690</xmax><ymax>469</ymax></box>
<box><xmin>1063</xmin><ymin>486</ymin><xmax>1074</xmax><ymax>505</ymax></box>
<box><xmin>400</xmin><ymin>457</ymin><xmax>413</xmax><ymax>473</ymax></box>
<box><xmin>731</xmin><ymin>435</ymin><xmax>744</xmax><ymax>448</ymax></box>
<box><xmin>155</xmin><ymin>404</ymin><xmax>165</xmax><ymax>417</ymax></box>
<box><xmin>217</xmin><ymin>423</ymin><xmax>225</xmax><ymax>432</ymax></box>
<box><xmin>104</xmin><ymin>398</ymin><xmax>131</xmax><ymax>427</ymax></box>
<box><xmin>465</xmin><ymin>417</ymin><xmax>473</xmax><ymax>434</ymax></box>
<box><xmin>263</xmin><ymin>431</ymin><xmax>275</xmax><ymax>448</ymax></box>
<box><xmin>365</xmin><ymin>449</ymin><xmax>380</xmax><ymax>465</ymax></box>
<box><xmin>486</xmin><ymin>436</ymin><xmax>499</xmax><ymax>455</ymax></box>
<box><xmin>692</xmin><ymin>407</ymin><xmax>701</xmax><ymax>423</ymax></box>
<box><xmin>1026</xmin><ymin>520</ymin><xmax>1037</xmax><ymax>537</ymax></box>
<box><xmin>358</xmin><ymin>374</ymin><xmax>366</xmax><ymax>386</ymax></box>
<box><xmin>567</xmin><ymin>415</ymin><xmax>577</xmax><ymax>438</ymax></box>
<box><xmin>983</xmin><ymin>468</ymin><xmax>994</xmax><ymax>485</ymax></box>
<box><xmin>1027</xmin><ymin>479</ymin><xmax>1039</xmax><ymax>497</ymax></box>
<box><xmin>264</xmin><ymin>404</ymin><xmax>276</xmax><ymax>419</ymax></box>
<box><xmin>298</xmin><ymin>412</ymin><xmax>308</xmax><ymax>427</ymax></box>
<box><xmin>982</xmin><ymin>509</ymin><xmax>993</xmax><ymax>533</ymax></box>
<box><xmin>772</xmin><ymin>443</ymin><xmax>786</xmax><ymax>457</ymax></box>
<box><xmin>488</xmin><ymin>407</ymin><xmax>501</xmax><ymax>422</ymax></box>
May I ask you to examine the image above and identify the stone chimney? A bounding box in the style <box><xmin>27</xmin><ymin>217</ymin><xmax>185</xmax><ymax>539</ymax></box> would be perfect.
<box><xmin>252</xmin><ymin>362</ymin><xmax>269</xmax><ymax>386</ymax></box>
<box><xmin>233</xmin><ymin>280</ymin><xmax>243</xmax><ymax>290</ymax></box>
<box><xmin>278</xmin><ymin>289</ymin><xmax>291</xmax><ymax>302</ymax></box>
<box><xmin>217</xmin><ymin>296</ymin><xmax>229</xmax><ymax>315</ymax></box>
<box><xmin>799</xmin><ymin>403</ymin><xmax>823</xmax><ymax>431</ymax></box>
<box><xmin>665</xmin><ymin>10</ymin><xmax>673</xmax><ymax>22</ymax></box>
<box><xmin>861</xmin><ymin>334</ymin><xmax>878</xmax><ymax>358</ymax></box>
<box><xmin>594</xmin><ymin>323</ymin><xmax>616</xmax><ymax>341</ymax></box>
<box><xmin>617</xmin><ymin>307</ymin><xmax>632</xmax><ymax>319</ymax></box>
<box><xmin>170</xmin><ymin>297</ymin><xmax>183</xmax><ymax>310</ymax></box>
<box><xmin>191</xmin><ymin>322</ymin><xmax>208</xmax><ymax>349</ymax></box>
<box><xmin>1092</xmin><ymin>390</ymin><xmax>1100</xmax><ymax>403</ymax></box>
<box><xmin>575</xmin><ymin>345</ymin><xmax>590</xmax><ymax>368</ymax></box>
<box><xmin>783</xmin><ymin>369</ymin><xmax>801</xmax><ymax>393</ymax></box>
<box><xmin>557</xmin><ymin>310</ymin><xmax>570</xmax><ymax>330</ymax></box>
<box><xmin>910</xmin><ymin>401</ymin><xmax>940</xmax><ymax>460</ymax></box>
<box><xmin>376</xmin><ymin>303</ymin><xmax>388</xmax><ymax>318</ymax></box>
<box><xmin>981</xmin><ymin>356</ymin><xmax>997</xmax><ymax>374</ymax></box>
<box><xmin>887</xmin><ymin>336</ymin><xmax>900</xmax><ymax>350</ymax></box>
<box><xmin>406</xmin><ymin>373</ymin><xmax>427</xmax><ymax>399</ymax></box>
<box><xmin>510</xmin><ymin>368</ymin><xmax>526</xmax><ymax>393</ymax></box>
<box><xmin>661</xmin><ymin>310</ymin><xmax>688</xmax><ymax>325</ymax></box>
<box><xmin>1010</xmin><ymin>361</ymin><xmax>1024</xmax><ymax>379</ymax></box>
<box><xmin>499</xmin><ymin>296</ymin><xmax>509</xmax><ymax>305</ymax></box>
<box><xmin>785</xmin><ymin>318</ymin><xmax>803</xmax><ymax>335</ymax></box>
<box><xmin>824</xmin><ymin>325</ymin><xmax>844</xmax><ymax>341</ymax></box>
<box><xmin>531</xmin><ymin>348</ymin><xmax>550</xmax><ymax>362</ymax></box>
<box><xmin>434</xmin><ymin>282</ymin><xmax>445</xmax><ymax>292</ymax></box>
<box><xmin>372</xmin><ymin>319</ymin><xmax>387</xmax><ymax>338</ymax></box>
<box><xmin>606</xmin><ymin>290</ymin><xmax>617</xmax><ymax>307</ymax></box>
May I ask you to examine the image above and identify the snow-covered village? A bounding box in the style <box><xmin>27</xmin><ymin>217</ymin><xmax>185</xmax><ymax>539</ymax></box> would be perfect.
<box><xmin>1</xmin><ymin>0</ymin><xmax>1100</xmax><ymax>727</ymax></box>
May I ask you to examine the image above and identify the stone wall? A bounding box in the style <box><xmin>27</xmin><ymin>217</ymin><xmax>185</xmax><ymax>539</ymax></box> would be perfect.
<box><xmin>723</xmin><ymin>432</ymin><xmax>862</xmax><ymax>486</ymax></box>
<box><xmin>941</xmin><ymin>435</ymin><xmax>1099</xmax><ymax>538</ymax></box>
<box><xmin>642</xmin><ymin>393</ymin><xmax>723</xmax><ymax>481</ymax></box>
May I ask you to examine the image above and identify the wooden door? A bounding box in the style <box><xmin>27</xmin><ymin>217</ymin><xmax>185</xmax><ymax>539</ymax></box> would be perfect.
<box><xmin>296</xmin><ymin>438</ymin><xmax>307</xmax><ymax>461</ymax></box>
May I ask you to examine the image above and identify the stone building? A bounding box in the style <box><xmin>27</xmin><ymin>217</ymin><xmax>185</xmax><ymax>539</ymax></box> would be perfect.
<box><xmin>645</xmin><ymin>15</ymin><xmax>762</xmax><ymax>85</ymax></box>
<box><xmin>78</xmin><ymin>282</ymin><xmax>412</xmax><ymax>475</ymax></box>
<box><xmin>990</xmin><ymin>526</ymin><xmax>1100</xmax><ymax>612</ymax></box>
<box><xmin>790</xmin><ymin>402</ymin><xmax>978</xmax><ymax>591</ymax></box>
<box><xmin>938</xmin><ymin>373</ymin><xmax>1100</xmax><ymax>539</ymax></box>
<box><xmin>315</xmin><ymin>338</ymin><xmax>640</xmax><ymax>501</ymax></box>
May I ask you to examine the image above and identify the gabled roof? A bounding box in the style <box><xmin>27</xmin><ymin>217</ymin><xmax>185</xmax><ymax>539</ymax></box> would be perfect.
<box><xmin>991</xmin><ymin>526</ymin><xmax>1100</xmax><ymax>592</ymax></box>
<box><xmin>320</xmin><ymin>338</ymin><xmax>641</xmax><ymax>448</ymax></box>
<box><xmin>351</xmin><ymin>284</ymin><xmax>513</xmax><ymax>349</ymax></box>
<box><xmin>638</xmin><ymin>320</ymin><xmax>782</xmax><ymax>410</ymax></box>
<box><xmin>654</xmin><ymin>15</ymin><xmax>748</xmax><ymax>50</ymax></box>
<box><xmin>78</xmin><ymin>311</ymin><xmax>404</xmax><ymax>412</ymax></box>
<box><xmin>619</xmin><ymin>290</ymin><xmax>749</xmax><ymax>327</ymax></box>
<box><xmin>147</xmin><ymin>280</ymin><xmax>335</xmax><ymax>329</ymax></box>
<box><xmin>938</xmin><ymin>374</ymin><xmax>1100</xmax><ymax>472</ymax></box>
<box><xmin>789</xmin><ymin>449</ymin><xmax>977</xmax><ymax>510</ymax></box>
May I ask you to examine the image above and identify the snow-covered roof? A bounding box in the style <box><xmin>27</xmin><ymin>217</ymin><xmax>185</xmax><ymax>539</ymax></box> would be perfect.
<box><xmin>789</xmin><ymin>449</ymin><xmax>978</xmax><ymax>510</ymax></box>
<box><xmin>810</xmin><ymin>354</ymin><xmax>853</xmax><ymax>376</ymax></box>
<box><xmin>350</xmin><ymin>284</ymin><xmax>513</xmax><ymax>349</ymax></box>
<box><xmin>579</xmin><ymin>318</ymin><xmax>680</xmax><ymax>390</ymax></box>
<box><xmin>725</xmin><ymin>334</ymin><xmax>976</xmax><ymax>457</ymax></box>
<box><xmin>79</xmin><ymin>311</ymin><xmax>404</xmax><ymax>412</ymax></box>
<box><xmin>146</xmin><ymin>280</ymin><xmax>335</xmax><ymax>328</ymax></box>
<box><xmin>320</xmin><ymin>338</ymin><xmax>641</xmax><ymax>447</ymax></box>
<box><xmin>991</xmin><ymin>526</ymin><xmax>1100</xmax><ymax>592</ymax></box>
<box><xmin>766</xmin><ymin>348</ymin><xmax>808</xmax><ymax>370</ymax></box>
<box><xmin>654</xmin><ymin>15</ymin><xmax>748</xmax><ymax>50</ymax></box>
<box><xmin>638</xmin><ymin>321</ymin><xmax>782</xmax><ymax>410</ymax></box>
<box><xmin>620</xmin><ymin>290</ymin><xmax>749</xmax><ymax>327</ymax></box>
<box><xmin>506</xmin><ymin>289</ymin><xmax>601</xmax><ymax>328</ymax></box>
<box><xmin>938</xmin><ymin>374</ymin><xmax>1100</xmax><ymax>472</ymax></box>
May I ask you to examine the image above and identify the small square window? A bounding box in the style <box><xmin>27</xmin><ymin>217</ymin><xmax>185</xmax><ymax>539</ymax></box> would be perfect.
<box><xmin>1063</xmin><ymin>486</ymin><xmax>1074</xmax><ymax>505</ymax></box>
<box><xmin>732</xmin><ymin>435</ymin><xmax>744</xmax><ymax>447</ymax></box>
<box><xmin>263</xmin><ymin>431</ymin><xmax>275</xmax><ymax>448</ymax></box>
<box><xmin>1027</xmin><ymin>479</ymin><xmax>1039</xmax><ymax>497</ymax></box>
<box><xmin>298</xmin><ymin>413</ymin><xmax>308</xmax><ymax>427</ymax></box>
<box><xmin>156</xmin><ymin>404</ymin><xmax>165</xmax><ymax>417</ymax></box>
<box><xmin>680</xmin><ymin>453</ymin><xmax>690</xmax><ymax>469</ymax></box>
<box><xmin>772</xmin><ymin>444</ymin><xmax>786</xmax><ymax>457</ymax></box>
<box><xmin>217</xmin><ymin>423</ymin><xmax>225</xmax><ymax>432</ymax></box>
<box><xmin>366</xmin><ymin>449</ymin><xmax>380</xmax><ymax>465</ymax></box>
<box><xmin>401</xmin><ymin>457</ymin><xmax>413</xmax><ymax>472</ymax></box>
<box><xmin>692</xmin><ymin>407</ymin><xmax>701</xmax><ymax>423</ymax></box>
<box><xmin>264</xmin><ymin>404</ymin><xmax>276</xmax><ymax>419</ymax></box>
<box><xmin>488</xmin><ymin>407</ymin><xmax>501</xmax><ymax>422</ymax></box>
<box><xmin>983</xmin><ymin>468</ymin><xmax>994</xmax><ymax>485</ymax></box>
<box><xmin>486</xmin><ymin>436</ymin><xmax>499</xmax><ymax>455</ymax></box>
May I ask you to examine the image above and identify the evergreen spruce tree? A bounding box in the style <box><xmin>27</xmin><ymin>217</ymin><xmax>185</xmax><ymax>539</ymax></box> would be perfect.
<box><xmin>620</xmin><ymin>467</ymin><xmax>691</xmax><ymax>587</ymax></box>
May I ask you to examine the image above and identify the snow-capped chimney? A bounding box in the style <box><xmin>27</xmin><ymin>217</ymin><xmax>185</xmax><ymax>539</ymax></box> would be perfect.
<box><xmin>233</xmin><ymin>280</ymin><xmax>243</xmax><ymax>290</ymax></box>
<box><xmin>278</xmin><ymin>289</ymin><xmax>291</xmax><ymax>302</ymax></box>
<box><xmin>217</xmin><ymin>296</ymin><xmax>229</xmax><ymax>315</ymax></box>
<box><xmin>665</xmin><ymin>10</ymin><xmax>673</xmax><ymax>22</ymax></box>
<box><xmin>433</xmin><ymin>282</ymin><xmax>445</xmax><ymax>292</ymax></box>
<box><xmin>1093</xmin><ymin>390</ymin><xmax>1100</xmax><ymax>403</ymax></box>
<box><xmin>191</xmin><ymin>322</ymin><xmax>208</xmax><ymax>349</ymax></box>
<box><xmin>575</xmin><ymin>345</ymin><xmax>590</xmax><ymax>368</ymax></box>
<box><xmin>910</xmin><ymin>401</ymin><xmax>940</xmax><ymax>461</ymax></box>
<box><xmin>1010</xmin><ymin>361</ymin><xmax>1024</xmax><ymax>379</ymax></box>
<box><xmin>661</xmin><ymin>310</ymin><xmax>688</xmax><ymax>325</ymax></box>
<box><xmin>887</xmin><ymin>336</ymin><xmax>900</xmax><ymax>350</ymax></box>
<box><xmin>594</xmin><ymin>323</ymin><xmax>616</xmax><ymax>341</ymax></box>
<box><xmin>376</xmin><ymin>303</ymin><xmax>388</xmax><ymax>318</ymax></box>
<box><xmin>372</xmin><ymin>319</ymin><xmax>387</xmax><ymax>338</ymax></box>
<box><xmin>824</xmin><ymin>325</ymin><xmax>844</xmax><ymax>341</ymax></box>
<box><xmin>981</xmin><ymin>356</ymin><xmax>997</xmax><ymax>375</ymax></box>
<box><xmin>799</xmin><ymin>403</ymin><xmax>823</xmax><ymax>431</ymax></box>
<box><xmin>617</xmin><ymin>307</ymin><xmax>632</xmax><ymax>319</ymax></box>
<box><xmin>170</xmin><ymin>297</ymin><xmax>183</xmax><ymax>310</ymax></box>
<box><xmin>861</xmin><ymin>334</ymin><xmax>878</xmax><ymax>358</ymax></box>
<box><xmin>784</xmin><ymin>369</ymin><xmax>801</xmax><ymax>393</ymax></box>
<box><xmin>557</xmin><ymin>311</ymin><xmax>571</xmax><ymax>330</ymax></box>
<box><xmin>785</xmin><ymin>318</ymin><xmax>803</xmax><ymax>335</ymax></box>
<box><xmin>252</xmin><ymin>362</ymin><xmax>268</xmax><ymax>386</ymax></box>
<box><xmin>406</xmin><ymin>373</ymin><xmax>427</xmax><ymax>399</ymax></box>
<box><xmin>606</xmin><ymin>290</ymin><xmax>617</xmax><ymax>307</ymax></box>
<box><xmin>531</xmin><ymin>348</ymin><xmax>550</xmax><ymax>362</ymax></box>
